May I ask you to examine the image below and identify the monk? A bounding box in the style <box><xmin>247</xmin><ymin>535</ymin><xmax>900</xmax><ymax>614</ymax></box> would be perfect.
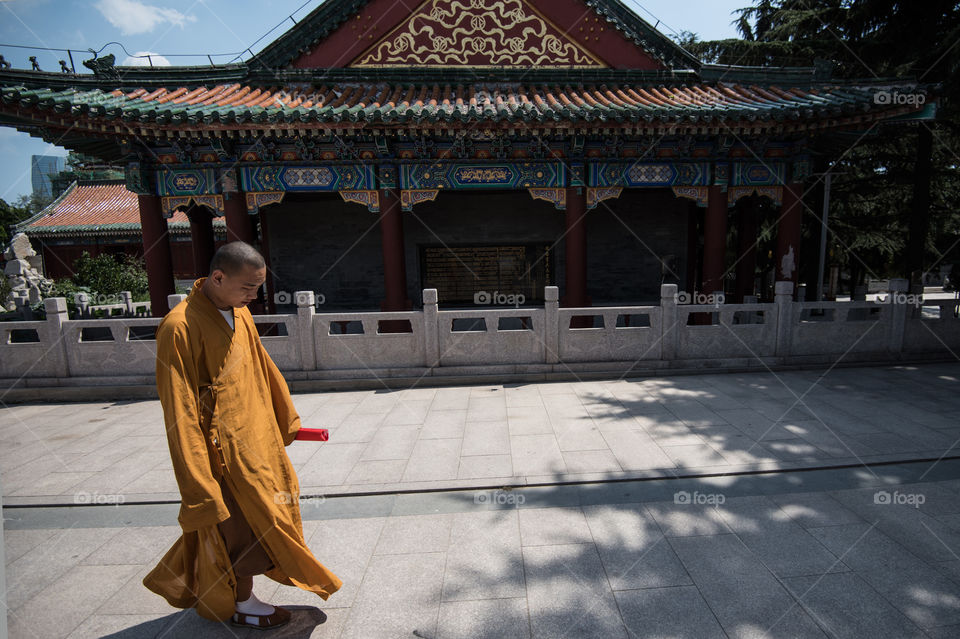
<box><xmin>144</xmin><ymin>241</ymin><xmax>342</xmax><ymax>630</ymax></box>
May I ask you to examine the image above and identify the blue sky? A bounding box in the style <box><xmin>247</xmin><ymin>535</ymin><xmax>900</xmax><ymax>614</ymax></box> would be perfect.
<box><xmin>0</xmin><ymin>0</ymin><xmax>745</xmax><ymax>204</ymax></box>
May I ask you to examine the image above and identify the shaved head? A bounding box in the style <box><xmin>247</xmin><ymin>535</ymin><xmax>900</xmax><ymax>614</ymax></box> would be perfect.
<box><xmin>209</xmin><ymin>241</ymin><xmax>265</xmax><ymax>276</ymax></box>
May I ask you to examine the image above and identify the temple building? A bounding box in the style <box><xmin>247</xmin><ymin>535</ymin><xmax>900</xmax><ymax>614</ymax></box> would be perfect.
<box><xmin>16</xmin><ymin>180</ymin><xmax>226</xmax><ymax>282</ymax></box>
<box><xmin>0</xmin><ymin>0</ymin><xmax>934</xmax><ymax>318</ymax></box>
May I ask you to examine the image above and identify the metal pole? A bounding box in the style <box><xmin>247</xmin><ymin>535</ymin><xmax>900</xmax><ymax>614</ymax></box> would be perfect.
<box><xmin>817</xmin><ymin>171</ymin><xmax>832</xmax><ymax>302</ymax></box>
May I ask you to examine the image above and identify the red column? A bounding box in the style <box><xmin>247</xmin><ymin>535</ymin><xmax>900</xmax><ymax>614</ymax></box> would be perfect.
<box><xmin>734</xmin><ymin>197</ymin><xmax>759</xmax><ymax>302</ymax></box>
<box><xmin>187</xmin><ymin>206</ymin><xmax>215</xmax><ymax>277</ymax></box>
<box><xmin>137</xmin><ymin>194</ymin><xmax>175</xmax><ymax>317</ymax></box>
<box><xmin>701</xmin><ymin>185</ymin><xmax>728</xmax><ymax>296</ymax></box>
<box><xmin>379</xmin><ymin>189</ymin><xmax>411</xmax><ymax>312</ymax></box>
<box><xmin>686</xmin><ymin>203</ymin><xmax>700</xmax><ymax>297</ymax></box>
<box><xmin>776</xmin><ymin>183</ymin><xmax>803</xmax><ymax>294</ymax></box>
<box><xmin>562</xmin><ymin>187</ymin><xmax>590</xmax><ymax>307</ymax></box>
<box><xmin>224</xmin><ymin>192</ymin><xmax>256</xmax><ymax>245</ymax></box>
<box><xmin>258</xmin><ymin>207</ymin><xmax>274</xmax><ymax>315</ymax></box>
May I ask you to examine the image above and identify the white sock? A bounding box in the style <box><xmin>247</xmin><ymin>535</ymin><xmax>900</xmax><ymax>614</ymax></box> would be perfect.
<box><xmin>235</xmin><ymin>591</ymin><xmax>275</xmax><ymax>616</ymax></box>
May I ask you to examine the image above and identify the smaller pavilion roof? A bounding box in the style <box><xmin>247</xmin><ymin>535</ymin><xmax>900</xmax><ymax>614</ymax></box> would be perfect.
<box><xmin>17</xmin><ymin>181</ymin><xmax>225</xmax><ymax>239</ymax></box>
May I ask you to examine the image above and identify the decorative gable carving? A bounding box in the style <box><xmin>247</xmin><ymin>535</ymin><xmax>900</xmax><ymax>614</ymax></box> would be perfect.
<box><xmin>351</xmin><ymin>0</ymin><xmax>605</xmax><ymax>68</ymax></box>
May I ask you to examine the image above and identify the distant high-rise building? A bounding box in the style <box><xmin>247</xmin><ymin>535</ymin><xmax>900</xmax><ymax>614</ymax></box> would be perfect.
<box><xmin>31</xmin><ymin>155</ymin><xmax>66</xmax><ymax>199</ymax></box>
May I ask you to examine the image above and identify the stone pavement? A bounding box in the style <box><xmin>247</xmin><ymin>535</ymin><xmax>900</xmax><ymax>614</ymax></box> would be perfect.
<box><xmin>3</xmin><ymin>362</ymin><xmax>960</xmax><ymax>637</ymax></box>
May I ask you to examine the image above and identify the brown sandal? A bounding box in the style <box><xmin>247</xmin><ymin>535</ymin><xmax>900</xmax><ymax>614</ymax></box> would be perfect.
<box><xmin>230</xmin><ymin>605</ymin><xmax>292</xmax><ymax>630</ymax></box>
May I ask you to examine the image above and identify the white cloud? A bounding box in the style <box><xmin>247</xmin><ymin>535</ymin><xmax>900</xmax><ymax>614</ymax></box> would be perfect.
<box><xmin>95</xmin><ymin>0</ymin><xmax>196</xmax><ymax>36</ymax></box>
<box><xmin>121</xmin><ymin>51</ymin><xmax>171</xmax><ymax>66</ymax></box>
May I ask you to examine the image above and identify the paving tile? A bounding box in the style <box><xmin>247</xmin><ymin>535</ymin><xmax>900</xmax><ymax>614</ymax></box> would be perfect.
<box><xmin>830</xmin><ymin>487</ymin><xmax>960</xmax><ymax>564</ymax></box>
<box><xmin>600</xmin><ymin>429</ymin><xmax>675</xmax><ymax>471</ymax></box>
<box><xmin>661</xmin><ymin>443</ymin><xmax>727</xmax><ymax>468</ymax></box>
<box><xmin>759</xmin><ymin>438</ymin><xmax>831</xmax><ymax>461</ymax></box>
<box><xmin>442</xmin><ymin>510</ymin><xmax>525</xmax><ymax>602</ymax></box>
<box><xmin>301</xmin><ymin>516</ymin><xmax>387</xmax><ymax>609</ymax></box>
<box><xmin>96</xmin><ymin>563</ymin><xmax>187</xmax><ymax>615</ymax></box>
<box><xmin>297</xmin><ymin>442</ymin><xmax>366</xmax><ymax>486</ymax></box>
<box><xmin>344</xmin><ymin>459</ymin><xmax>408</xmax><ymax>484</ymax></box>
<box><xmin>457</xmin><ymin>454</ymin><xmax>513</xmax><ymax>479</ymax></box>
<box><xmin>63</xmin><ymin>614</ymin><xmax>174</xmax><ymax>639</ymax></box>
<box><xmin>6</xmin><ymin>526</ymin><xmax>125</xmax><ymax>610</ymax></box>
<box><xmin>467</xmin><ymin>396</ymin><xmax>507</xmax><ymax>422</ymax></box>
<box><xmin>711</xmin><ymin>435</ymin><xmax>781</xmax><ymax>465</ymax></box>
<box><xmin>510</xmin><ymin>434</ymin><xmax>566</xmax><ymax>477</ymax></box>
<box><xmin>668</xmin><ymin>533</ymin><xmax>828</xmax><ymax>638</ymax></box>
<box><xmin>713</xmin><ymin>496</ymin><xmax>848</xmax><ymax>577</ymax></box>
<box><xmin>925</xmin><ymin>624</ymin><xmax>960</xmax><ymax>638</ymax></box>
<box><xmin>522</xmin><ymin>543</ymin><xmax>627</xmax><ymax>639</ymax></box>
<box><xmin>359</xmin><ymin>425</ymin><xmax>420</xmax><ymax>461</ymax></box>
<box><xmin>552</xmin><ymin>417</ymin><xmax>611</xmax><ymax>451</ymax></box>
<box><xmin>354</xmin><ymin>393</ymin><xmax>401</xmax><ymax>414</ymax></box>
<box><xmin>338</xmin><ymin>552</ymin><xmax>445</xmax><ymax>639</ymax></box>
<box><xmin>645</xmin><ymin>501</ymin><xmax>732</xmax><ymax>537</ymax></box>
<box><xmin>519</xmin><ymin>506</ymin><xmax>593</xmax><ymax>546</ymax></box>
<box><xmin>582</xmin><ymin>503</ymin><xmax>691</xmax><ymax>590</ymax></box>
<box><xmin>402</xmin><ymin>438</ymin><xmax>462</xmax><ymax>482</ymax></box>
<box><xmin>808</xmin><ymin>523</ymin><xmax>960</xmax><ymax>628</ymax></box>
<box><xmin>461</xmin><ymin>420</ymin><xmax>511</xmax><ymax>456</ymax></box>
<box><xmin>438</xmin><ymin>598</ymin><xmax>530</xmax><ymax>639</ymax></box>
<box><xmin>767</xmin><ymin>492</ymin><xmax>864</xmax><ymax>528</ymax></box>
<box><xmin>431</xmin><ymin>388</ymin><xmax>472</xmax><ymax>410</ymax></box>
<box><xmin>420</xmin><ymin>409</ymin><xmax>468</xmax><ymax>439</ymax></box>
<box><xmin>326</xmin><ymin>413</ymin><xmax>385</xmax><ymax>443</ymax></box>
<box><xmin>2</xmin><ymin>527</ymin><xmax>59</xmax><ymax>565</ymax></box>
<box><xmin>504</xmin><ymin>388</ymin><xmax>545</xmax><ymax>408</ymax></box>
<box><xmin>560</xmin><ymin>449</ymin><xmax>622</xmax><ymax>473</ymax></box>
<box><xmin>381</xmin><ymin>399</ymin><xmax>432</xmax><ymax>426</ymax></box>
<box><xmin>373</xmin><ymin>513</ymin><xmax>452</xmax><ymax>555</ymax></box>
<box><xmin>615</xmin><ymin>585</ymin><xmax>726</xmax><ymax>639</ymax></box>
<box><xmin>80</xmin><ymin>525</ymin><xmax>180</xmax><ymax>565</ymax></box>
<box><xmin>9</xmin><ymin>563</ymin><xmax>140</xmax><ymax>639</ymax></box>
<box><xmin>783</xmin><ymin>572</ymin><xmax>927</xmax><ymax>638</ymax></box>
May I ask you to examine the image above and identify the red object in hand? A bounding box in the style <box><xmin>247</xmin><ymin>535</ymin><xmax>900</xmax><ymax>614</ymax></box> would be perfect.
<box><xmin>296</xmin><ymin>427</ymin><xmax>329</xmax><ymax>442</ymax></box>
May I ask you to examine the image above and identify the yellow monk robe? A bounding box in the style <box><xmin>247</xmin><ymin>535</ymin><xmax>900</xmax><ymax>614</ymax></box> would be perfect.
<box><xmin>143</xmin><ymin>277</ymin><xmax>342</xmax><ymax>621</ymax></box>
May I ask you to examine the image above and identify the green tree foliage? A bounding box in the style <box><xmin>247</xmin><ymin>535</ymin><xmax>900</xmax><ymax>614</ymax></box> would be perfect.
<box><xmin>684</xmin><ymin>0</ymin><xmax>960</xmax><ymax>286</ymax></box>
<box><xmin>0</xmin><ymin>198</ymin><xmax>31</xmax><ymax>247</ymax></box>
<box><xmin>66</xmin><ymin>251</ymin><xmax>150</xmax><ymax>303</ymax></box>
<box><xmin>0</xmin><ymin>193</ymin><xmax>51</xmax><ymax>246</ymax></box>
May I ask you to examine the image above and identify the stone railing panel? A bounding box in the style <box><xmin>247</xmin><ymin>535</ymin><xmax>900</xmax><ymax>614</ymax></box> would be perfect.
<box><xmin>438</xmin><ymin>308</ymin><xmax>546</xmax><ymax>366</ymax></box>
<box><xmin>558</xmin><ymin>306</ymin><xmax>662</xmax><ymax>363</ymax></box>
<box><xmin>791</xmin><ymin>301</ymin><xmax>891</xmax><ymax>357</ymax></box>
<box><xmin>313</xmin><ymin>311</ymin><xmax>425</xmax><ymax>370</ymax></box>
<box><xmin>903</xmin><ymin>300</ymin><xmax>960</xmax><ymax>354</ymax></box>
<box><xmin>62</xmin><ymin>318</ymin><xmax>160</xmax><ymax>377</ymax></box>
<box><xmin>675</xmin><ymin>303</ymin><xmax>778</xmax><ymax>360</ymax></box>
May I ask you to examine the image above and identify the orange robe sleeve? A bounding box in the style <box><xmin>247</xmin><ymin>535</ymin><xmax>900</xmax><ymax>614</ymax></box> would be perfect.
<box><xmin>255</xmin><ymin>334</ymin><xmax>301</xmax><ymax>446</ymax></box>
<box><xmin>155</xmin><ymin>319</ymin><xmax>231</xmax><ymax>532</ymax></box>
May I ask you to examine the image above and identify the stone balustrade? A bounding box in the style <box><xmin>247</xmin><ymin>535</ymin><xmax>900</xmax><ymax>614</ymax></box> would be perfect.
<box><xmin>1</xmin><ymin>281</ymin><xmax>957</xmax><ymax>389</ymax></box>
